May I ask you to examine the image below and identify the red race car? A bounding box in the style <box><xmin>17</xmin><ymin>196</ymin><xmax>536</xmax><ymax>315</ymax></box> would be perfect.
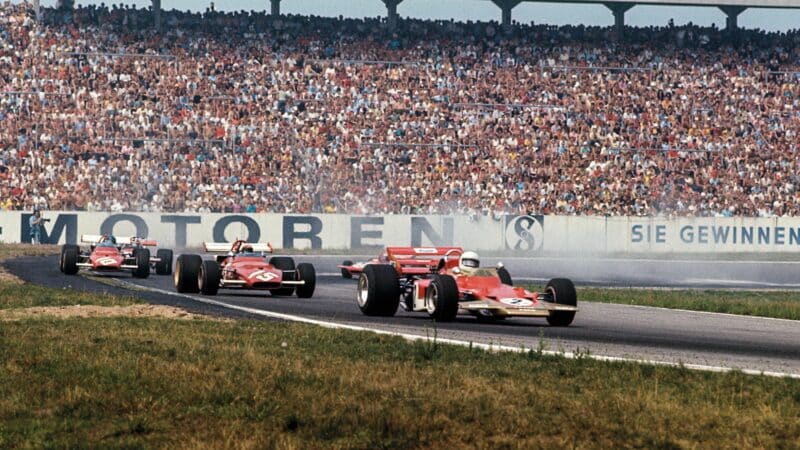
<box><xmin>338</xmin><ymin>253</ymin><xmax>388</xmax><ymax>279</ymax></box>
<box><xmin>59</xmin><ymin>234</ymin><xmax>166</xmax><ymax>278</ymax></box>
<box><xmin>173</xmin><ymin>240</ymin><xmax>316</xmax><ymax>298</ymax></box>
<box><xmin>356</xmin><ymin>247</ymin><xmax>578</xmax><ymax>326</ymax></box>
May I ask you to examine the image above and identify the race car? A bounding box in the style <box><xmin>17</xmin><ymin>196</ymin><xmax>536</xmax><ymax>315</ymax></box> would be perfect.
<box><xmin>173</xmin><ymin>240</ymin><xmax>316</xmax><ymax>298</ymax></box>
<box><xmin>338</xmin><ymin>252</ymin><xmax>388</xmax><ymax>279</ymax></box>
<box><xmin>355</xmin><ymin>247</ymin><xmax>578</xmax><ymax>326</ymax></box>
<box><xmin>59</xmin><ymin>234</ymin><xmax>170</xmax><ymax>278</ymax></box>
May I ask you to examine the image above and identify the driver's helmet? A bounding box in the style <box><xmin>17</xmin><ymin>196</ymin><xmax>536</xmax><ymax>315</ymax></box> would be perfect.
<box><xmin>241</xmin><ymin>245</ymin><xmax>254</xmax><ymax>254</ymax></box>
<box><xmin>101</xmin><ymin>235</ymin><xmax>116</xmax><ymax>244</ymax></box>
<box><xmin>459</xmin><ymin>251</ymin><xmax>480</xmax><ymax>273</ymax></box>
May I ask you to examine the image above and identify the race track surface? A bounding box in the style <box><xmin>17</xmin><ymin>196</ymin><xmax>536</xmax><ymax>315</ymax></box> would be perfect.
<box><xmin>8</xmin><ymin>255</ymin><xmax>800</xmax><ymax>377</ymax></box>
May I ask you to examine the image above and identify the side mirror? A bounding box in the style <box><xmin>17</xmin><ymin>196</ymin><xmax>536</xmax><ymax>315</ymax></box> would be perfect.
<box><xmin>452</xmin><ymin>267</ymin><xmax>461</xmax><ymax>274</ymax></box>
<box><xmin>496</xmin><ymin>262</ymin><xmax>504</xmax><ymax>269</ymax></box>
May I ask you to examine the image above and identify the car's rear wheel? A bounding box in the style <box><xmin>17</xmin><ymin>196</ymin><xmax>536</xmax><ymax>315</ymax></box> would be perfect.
<box><xmin>295</xmin><ymin>263</ymin><xmax>316</xmax><ymax>298</ymax></box>
<box><xmin>155</xmin><ymin>249</ymin><xmax>173</xmax><ymax>275</ymax></box>
<box><xmin>61</xmin><ymin>244</ymin><xmax>79</xmax><ymax>275</ymax></box>
<box><xmin>132</xmin><ymin>248</ymin><xmax>150</xmax><ymax>279</ymax></box>
<box><xmin>174</xmin><ymin>254</ymin><xmax>203</xmax><ymax>293</ymax></box>
<box><xmin>498</xmin><ymin>266</ymin><xmax>513</xmax><ymax>285</ymax></box>
<box><xmin>425</xmin><ymin>274</ymin><xmax>459</xmax><ymax>322</ymax></box>
<box><xmin>357</xmin><ymin>265</ymin><xmax>400</xmax><ymax>316</ymax></box>
<box><xmin>341</xmin><ymin>260</ymin><xmax>353</xmax><ymax>279</ymax></box>
<box><xmin>269</xmin><ymin>256</ymin><xmax>296</xmax><ymax>296</ymax></box>
<box><xmin>198</xmin><ymin>260</ymin><xmax>220</xmax><ymax>295</ymax></box>
<box><xmin>545</xmin><ymin>278</ymin><xmax>577</xmax><ymax>327</ymax></box>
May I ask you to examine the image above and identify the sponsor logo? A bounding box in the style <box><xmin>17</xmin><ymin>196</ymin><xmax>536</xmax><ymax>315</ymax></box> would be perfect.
<box><xmin>505</xmin><ymin>215</ymin><xmax>544</xmax><ymax>252</ymax></box>
<box><xmin>414</xmin><ymin>248</ymin><xmax>438</xmax><ymax>254</ymax></box>
<box><xmin>499</xmin><ymin>298</ymin><xmax>534</xmax><ymax>307</ymax></box>
<box><xmin>97</xmin><ymin>257</ymin><xmax>117</xmax><ymax>266</ymax></box>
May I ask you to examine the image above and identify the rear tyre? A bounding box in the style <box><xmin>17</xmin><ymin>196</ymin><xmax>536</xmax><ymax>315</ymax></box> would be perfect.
<box><xmin>295</xmin><ymin>263</ymin><xmax>316</xmax><ymax>298</ymax></box>
<box><xmin>155</xmin><ymin>249</ymin><xmax>173</xmax><ymax>275</ymax></box>
<box><xmin>357</xmin><ymin>264</ymin><xmax>400</xmax><ymax>316</ymax></box>
<box><xmin>425</xmin><ymin>275</ymin><xmax>459</xmax><ymax>322</ymax></box>
<box><xmin>59</xmin><ymin>245</ymin><xmax>66</xmax><ymax>272</ymax></box>
<box><xmin>132</xmin><ymin>248</ymin><xmax>150</xmax><ymax>279</ymax></box>
<box><xmin>61</xmin><ymin>244</ymin><xmax>79</xmax><ymax>275</ymax></box>
<box><xmin>198</xmin><ymin>260</ymin><xmax>221</xmax><ymax>295</ymax></box>
<box><xmin>498</xmin><ymin>266</ymin><xmax>513</xmax><ymax>285</ymax></box>
<box><xmin>545</xmin><ymin>278</ymin><xmax>577</xmax><ymax>327</ymax></box>
<box><xmin>269</xmin><ymin>256</ymin><xmax>296</xmax><ymax>296</ymax></box>
<box><xmin>340</xmin><ymin>260</ymin><xmax>353</xmax><ymax>279</ymax></box>
<box><xmin>174</xmin><ymin>254</ymin><xmax>203</xmax><ymax>293</ymax></box>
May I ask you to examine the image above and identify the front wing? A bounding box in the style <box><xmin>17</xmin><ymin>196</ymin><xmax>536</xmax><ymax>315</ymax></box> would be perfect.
<box><xmin>458</xmin><ymin>299</ymin><xmax>578</xmax><ymax>317</ymax></box>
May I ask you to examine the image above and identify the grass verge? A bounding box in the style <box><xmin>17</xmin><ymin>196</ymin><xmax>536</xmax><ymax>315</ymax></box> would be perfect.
<box><xmin>578</xmin><ymin>287</ymin><xmax>800</xmax><ymax>321</ymax></box>
<box><xmin>1</xmin><ymin>317</ymin><xmax>798</xmax><ymax>449</ymax></box>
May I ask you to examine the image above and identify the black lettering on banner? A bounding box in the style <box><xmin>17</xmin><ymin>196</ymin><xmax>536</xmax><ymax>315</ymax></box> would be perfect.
<box><xmin>411</xmin><ymin>217</ymin><xmax>453</xmax><ymax>246</ymax></box>
<box><xmin>100</xmin><ymin>214</ymin><xmax>149</xmax><ymax>238</ymax></box>
<box><xmin>213</xmin><ymin>215</ymin><xmax>260</xmax><ymax>243</ymax></box>
<box><xmin>161</xmin><ymin>215</ymin><xmax>201</xmax><ymax>247</ymax></box>
<box><xmin>351</xmin><ymin>217</ymin><xmax>383</xmax><ymax>248</ymax></box>
<box><xmin>283</xmin><ymin>216</ymin><xmax>322</xmax><ymax>249</ymax></box>
<box><xmin>21</xmin><ymin>213</ymin><xmax>78</xmax><ymax>244</ymax></box>
<box><xmin>504</xmin><ymin>215</ymin><xmax>544</xmax><ymax>252</ymax></box>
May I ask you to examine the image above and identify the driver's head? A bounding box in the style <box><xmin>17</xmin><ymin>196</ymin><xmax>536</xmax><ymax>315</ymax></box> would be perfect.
<box><xmin>241</xmin><ymin>245</ymin><xmax>254</xmax><ymax>254</ymax></box>
<box><xmin>459</xmin><ymin>251</ymin><xmax>480</xmax><ymax>272</ymax></box>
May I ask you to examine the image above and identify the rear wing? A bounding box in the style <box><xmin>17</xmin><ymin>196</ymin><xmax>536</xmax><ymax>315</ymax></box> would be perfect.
<box><xmin>385</xmin><ymin>247</ymin><xmax>463</xmax><ymax>276</ymax></box>
<box><xmin>80</xmin><ymin>235</ymin><xmax>156</xmax><ymax>246</ymax></box>
<box><xmin>204</xmin><ymin>242</ymin><xmax>274</xmax><ymax>253</ymax></box>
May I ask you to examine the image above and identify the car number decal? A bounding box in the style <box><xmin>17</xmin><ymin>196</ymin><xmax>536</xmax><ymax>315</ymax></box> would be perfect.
<box><xmin>249</xmin><ymin>270</ymin><xmax>278</xmax><ymax>281</ymax></box>
<box><xmin>499</xmin><ymin>298</ymin><xmax>534</xmax><ymax>307</ymax></box>
<box><xmin>97</xmin><ymin>257</ymin><xmax>117</xmax><ymax>266</ymax></box>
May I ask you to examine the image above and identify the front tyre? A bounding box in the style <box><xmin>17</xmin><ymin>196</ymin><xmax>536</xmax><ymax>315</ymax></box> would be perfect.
<box><xmin>198</xmin><ymin>260</ymin><xmax>221</xmax><ymax>295</ymax></box>
<box><xmin>61</xmin><ymin>244</ymin><xmax>79</xmax><ymax>275</ymax></box>
<box><xmin>269</xmin><ymin>256</ymin><xmax>296</xmax><ymax>296</ymax></box>
<box><xmin>174</xmin><ymin>254</ymin><xmax>203</xmax><ymax>293</ymax></box>
<box><xmin>357</xmin><ymin>265</ymin><xmax>400</xmax><ymax>316</ymax></box>
<box><xmin>132</xmin><ymin>248</ymin><xmax>150</xmax><ymax>279</ymax></box>
<box><xmin>425</xmin><ymin>274</ymin><xmax>459</xmax><ymax>322</ymax></box>
<box><xmin>545</xmin><ymin>278</ymin><xmax>577</xmax><ymax>327</ymax></box>
<box><xmin>295</xmin><ymin>263</ymin><xmax>316</xmax><ymax>298</ymax></box>
<box><xmin>155</xmin><ymin>249</ymin><xmax>173</xmax><ymax>275</ymax></box>
<box><xmin>498</xmin><ymin>266</ymin><xmax>513</xmax><ymax>285</ymax></box>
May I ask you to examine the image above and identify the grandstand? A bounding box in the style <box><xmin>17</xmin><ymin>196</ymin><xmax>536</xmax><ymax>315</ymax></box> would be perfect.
<box><xmin>3</xmin><ymin>2</ymin><xmax>800</xmax><ymax>216</ymax></box>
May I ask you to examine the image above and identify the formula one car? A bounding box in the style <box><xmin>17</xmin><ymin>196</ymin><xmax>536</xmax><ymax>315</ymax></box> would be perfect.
<box><xmin>173</xmin><ymin>240</ymin><xmax>316</xmax><ymax>298</ymax></box>
<box><xmin>356</xmin><ymin>247</ymin><xmax>578</xmax><ymax>326</ymax></box>
<box><xmin>338</xmin><ymin>253</ymin><xmax>388</xmax><ymax>279</ymax></box>
<box><xmin>59</xmin><ymin>234</ymin><xmax>172</xmax><ymax>278</ymax></box>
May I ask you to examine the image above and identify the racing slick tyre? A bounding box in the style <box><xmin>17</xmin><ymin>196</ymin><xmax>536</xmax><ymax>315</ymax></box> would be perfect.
<box><xmin>155</xmin><ymin>249</ymin><xmax>173</xmax><ymax>275</ymax></box>
<box><xmin>174</xmin><ymin>254</ymin><xmax>203</xmax><ymax>293</ymax></box>
<box><xmin>497</xmin><ymin>267</ymin><xmax>513</xmax><ymax>286</ymax></box>
<box><xmin>357</xmin><ymin>264</ymin><xmax>400</xmax><ymax>316</ymax></box>
<box><xmin>295</xmin><ymin>263</ymin><xmax>316</xmax><ymax>298</ymax></box>
<box><xmin>61</xmin><ymin>244</ymin><xmax>79</xmax><ymax>275</ymax></box>
<box><xmin>59</xmin><ymin>245</ymin><xmax>66</xmax><ymax>272</ymax></box>
<box><xmin>269</xmin><ymin>256</ymin><xmax>296</xmax><ymax>296</ymax></box>
<box><xmin>426</xmin><ymin>274</ymin><xmax>459</xmax><ymax>322</ymax></box>
<box><xmin>198</xmin><ymin>260</ymin><xmax>221</xmax><ymax>295</ymax></box>
<box><xmin>132</xmin><ymin>248</ymin><xmax>150</xmax><ymax>279</ymax></box>
<box><xmin>340</xmin><ymin>260</ymin><xmax>353</xmax><ymax>279</ymax></box>
<box><xmin>545</xmin><ymin>278</ymin><xmax>577</xmax><ymax>327</ymax></box>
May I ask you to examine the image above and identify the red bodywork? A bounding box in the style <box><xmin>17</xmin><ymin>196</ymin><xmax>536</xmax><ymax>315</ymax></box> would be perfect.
<box><xmin>386</xmin><ymin>247</ymin><xmax>558</xmax><ymax>317</ymax></box>
<box><xmin>337</xmin><ymin>253</ymin><xmax>388</xmax><ymax>277</ymax></box>
<box><xmin>88</xmin><ymin>245</ymin><xmax>126</xmax><ymax>271</ymax></box>
<box><xmin>218</xmin><ymin>255</ymin><xmax>287</xmax><ymax>289</ymax></box>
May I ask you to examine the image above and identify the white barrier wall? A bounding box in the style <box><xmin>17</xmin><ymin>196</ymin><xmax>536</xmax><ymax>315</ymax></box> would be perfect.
<box><xmin>3</xmin><ymin>211</ymin><xmax>800</xmax><ymax>253</ymax></box>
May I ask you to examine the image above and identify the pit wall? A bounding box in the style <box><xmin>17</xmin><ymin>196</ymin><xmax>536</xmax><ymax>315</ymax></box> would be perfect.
<box><xmin>2</xmin><ymin>212</ymin><xmax>800</xmax><ymax>253</ymax></box>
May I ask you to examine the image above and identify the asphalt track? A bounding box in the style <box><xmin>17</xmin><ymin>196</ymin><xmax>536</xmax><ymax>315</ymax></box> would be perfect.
<box><xmin>7</xmin><ymin>255</ymin><xmax>800</xmax><ymax>377</ymax></box>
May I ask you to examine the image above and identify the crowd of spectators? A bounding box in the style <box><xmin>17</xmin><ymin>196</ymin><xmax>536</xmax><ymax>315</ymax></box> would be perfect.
<box><xmin>3</xmin><ymin>2</ymin><xmax>800</xmax><ymax>217</ymax></box>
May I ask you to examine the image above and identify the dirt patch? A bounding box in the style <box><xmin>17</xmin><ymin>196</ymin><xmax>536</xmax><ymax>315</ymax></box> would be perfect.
<box><xmin>0</xmin><ymin>304</ymin><xmax>228</xmax><ymax>322</ymax></box>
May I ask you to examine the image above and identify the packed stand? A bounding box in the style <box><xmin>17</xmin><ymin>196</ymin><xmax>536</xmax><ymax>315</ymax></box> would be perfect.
<box><xmin>2</xmin><ymin>2</ymin><xmax>800</xmax><ymax>217</ymax></box>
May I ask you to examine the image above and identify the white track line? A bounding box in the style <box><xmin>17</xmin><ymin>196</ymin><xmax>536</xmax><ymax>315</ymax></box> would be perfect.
<box><xmin>117</xmin><ymin>279</ymin><xmax>800</xmax><ymax>379</ymax></box>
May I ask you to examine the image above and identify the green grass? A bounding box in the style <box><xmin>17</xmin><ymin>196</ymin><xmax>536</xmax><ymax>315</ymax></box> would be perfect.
<box><xmin>0</xmin><ymin>243</ymin><xmax>59</xmax><ymax>260</ymax></box>
<box><xmin>0</xmin><ymin>317</ymin><xmax>798</xmax><ymax>449</ymax></box>
<box><xmin>0</xmin><ymin>282</ymin><xmax>142</xmax><ymax>310</ymax></box>
<box><xmin>580</xmin><ymin>287</ymin><xmax>800</xmax><ymax>320</ymax></box>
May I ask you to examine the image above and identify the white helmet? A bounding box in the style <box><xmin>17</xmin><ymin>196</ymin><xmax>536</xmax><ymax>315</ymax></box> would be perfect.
<box><xmin>459</xmin><ymin>251</ymin><xmax>480</xmax><ymax>271</ymax></box>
